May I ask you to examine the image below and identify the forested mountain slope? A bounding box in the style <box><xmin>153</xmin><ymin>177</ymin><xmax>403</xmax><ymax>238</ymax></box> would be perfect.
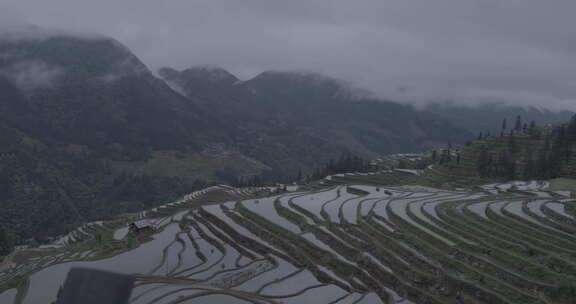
<box><xmin>0</xmin><ymin>30</ymin><xmax>252</xmax><ymax>251</ymax></box>
<box><xmin>2</xmin><ymin>27</ymin><xmax>552</xmax><ymax>254</ymax></box>
<box><xmin>160</xmin><ymin>67</ymin><xmax>473</xmax><ymax>166</ymax></box>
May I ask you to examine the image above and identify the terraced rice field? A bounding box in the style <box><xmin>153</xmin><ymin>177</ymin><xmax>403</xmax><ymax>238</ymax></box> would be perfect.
<box><xmin>1</xmin><ymin>176</ymin><xmax>576</xmax><ymax>304</ymax></box>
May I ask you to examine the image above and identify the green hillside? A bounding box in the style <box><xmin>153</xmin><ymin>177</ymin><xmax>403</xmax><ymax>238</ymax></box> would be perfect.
<box><xmin>424</xmin><ymin>115</ymin><xmax>576</xmax><ymax>190</ymax></box>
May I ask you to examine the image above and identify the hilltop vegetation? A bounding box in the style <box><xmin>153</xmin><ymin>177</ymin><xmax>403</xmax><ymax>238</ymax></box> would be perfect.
<box><xmin>423</xmin><ymin>115</ymin><xmax>576</xmax><ymax>189</ymax></box>
<box><xmin>0</xmin><ymin>33</ymin><xmax>250</xmax><ymax>255</ymax></box>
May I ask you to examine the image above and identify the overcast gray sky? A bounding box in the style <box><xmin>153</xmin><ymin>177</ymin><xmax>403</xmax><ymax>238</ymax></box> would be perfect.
<box><xmin>2</xmin><ymin>0</ymin><xmax>576</xmax><ymax>110</ymax></box>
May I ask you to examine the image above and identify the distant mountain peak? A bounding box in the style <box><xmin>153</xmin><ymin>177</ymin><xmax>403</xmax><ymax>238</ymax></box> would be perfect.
<box><xmin>158</xmin><ymin>66</ymin><xmax>241</xmax><ymax>98</ymax></box>
<box><xmin>180</xmin><ymin>65</ymin><xmax>238</xmax><ymax>84</ymax></box>
<box><xmin>252</xmin><ymin>70</ymin><xmax>344</xmax><ymax>85</ymax></box>
<box><xmin>247</xmin><ymin>70</ymin><xmax>373</xmax><ymax>101</ymax></box>
<box><xmin>0</xmin><ymin>30</ymin><xmax>151</xmax><ymax>91</ymax></box>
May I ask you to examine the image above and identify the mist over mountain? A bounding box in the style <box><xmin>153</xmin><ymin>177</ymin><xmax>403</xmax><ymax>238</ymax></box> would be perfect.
<box><xmin>3</xmin><ymin>3</ymin><xmax>576</xmax><ymax>303</ymax></box>
<box><xmin>0</xmin><ymin>26</ymin><xmax>571</xmax><ymax>253</ymax></box>
<box><xmin>0</xmin><ymin>32</ymin><xmax>220</xmax><ymax>245</ymax></box>
<box><xmin>0</xmin><ymin>33</ymin><xmax>228</xmax><ymax>147</ymax></box>
<box><xmin>161</xmin><ymin>64</ymin><xmax>573</xmax><ymax>145</ymax></box>
<box><xmin>425</xmin><ymin>102</ymin><xmax>574</xmax><ymax>136</ymax></box>
<box><xmin>160</xmin><ymin>66</ymin><xmax>473</xmax><ymax>158</ymax></box>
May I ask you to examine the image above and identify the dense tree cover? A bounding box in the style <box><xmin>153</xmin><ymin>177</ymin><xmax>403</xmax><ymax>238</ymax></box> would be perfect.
<box><xmin>226</xmin><ymin>153</ymin><xmax>372</xmax><ymax>188</ymax></box>
<box><xmin>0</xmin><ymin>129</ymin><xmax>203</xmax><ymax>249</ymax></box>
<box><xmin>0</xmin><ymin>36</ymin><xmax>222</xmax><ymax>254</ymax></box>
<box><xmin>478</xmin><ymin>118</ymin><xmax>565</xmax><ymax>180</ymax></box>
<box><xmin>432</xmin><ymin>143</ymin><xmax>461</xmax><ymax>166</ymax></box>
<box><xmin>439</xmin><ymin>115</ymin><xmax>576</xmax><ymax>181</ymax></box>
<box><xmin>160</xmin><ymin>67</ymin><xmax>475</xmax><ymax>171</ymax></box>
<box><xmin>308</xmin><ymin>153</ymin><xmax>372</xmax><ymax>181</ymax></box>
<box><xmin>0</xmin><ymin>225</ymin><xmax>11</xmax><ymax>256</ymax></box>
<box><xmin>221</xmin><ymin>167</ymin><xmax>285</xmax><ymax>188</ymax></box>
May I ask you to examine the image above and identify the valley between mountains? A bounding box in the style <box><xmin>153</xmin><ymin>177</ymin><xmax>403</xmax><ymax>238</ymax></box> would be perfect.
<box><xmin>1</xmin><ymin>27</ymin><xmax>576</xmax><ymax>304</ymax></box>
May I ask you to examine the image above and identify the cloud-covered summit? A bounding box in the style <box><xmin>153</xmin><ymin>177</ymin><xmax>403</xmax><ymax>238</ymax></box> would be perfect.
<box><xmin>2</xmin><ymin>0</ymin><xmax>576</xmax><ymax>110</ymax></box>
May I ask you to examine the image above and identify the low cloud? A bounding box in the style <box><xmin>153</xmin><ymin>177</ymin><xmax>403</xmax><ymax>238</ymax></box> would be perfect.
<box><xmin>0</xmin><ymin>8</ymin><xmax>103</xmax><ymax>42</ymax></box>
<box><xmin>97</xmin><ymin>56</ymin><xmax>151</xmax><ymax>84</ymax></box>
<box><xmin>390</xmin><ymin>88</ymin><xmax>576</xmax><ymax>112</ymax></box>
<box><xmin>458</xmin><ymin>90</ymin><xmax>576</xmax><ymax>112</ymax></box>
<box><xmin>1</xmin><ymin>0</ymin><xmax>576</xmax><ymax>110</ymax></box>
<box><xmin>0</xmin><ymin>25</ymin><xmax>105</xmax><ymax>42</ymax></box>
<box><xmin>0</xmin><ymin>60</ymin><xmax>65</xmax><ymax>91</ymax></box>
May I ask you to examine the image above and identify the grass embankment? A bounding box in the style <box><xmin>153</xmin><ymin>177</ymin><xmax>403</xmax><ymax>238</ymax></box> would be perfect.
<box><xmin>326</xmin><ymin>171</ymin><xmax>420</xmax><ymax>188</ymax></box>
<box><xmin>111</xmin><ymin>150</ymin><xmax>270</xmax><ymax>182</ymax></box>
<box><xmin>549</xmin><ymin>178</ymin><xmax>576</xmax><ymax>191</ymax></box>
<box><xmin>422</xmin><ymin>135</ymin><xmax>550</xmax><ymax>189</ymax></box>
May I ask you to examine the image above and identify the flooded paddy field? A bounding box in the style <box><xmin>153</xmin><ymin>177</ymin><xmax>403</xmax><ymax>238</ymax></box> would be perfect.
<box><xmin>2</xmin><ymin>175</ymin><xmax>576</xmax><ymax>304</ymax></box>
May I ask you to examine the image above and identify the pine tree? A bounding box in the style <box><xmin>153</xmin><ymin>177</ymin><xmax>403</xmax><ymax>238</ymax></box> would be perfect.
<box><xmin>477</xmin><ymin>148</ymin><xmax>490</xmax><ymax>177</ymax></box>
<box><xmin>515</xmin><ymin>115</ymin><xmax>522</xmax><ymax>132</ymax></box>
<box><xmin>507</xmin><ymin>160</ymin><xmax>516</xmax><ymax>180</ymax></box>
<box><xmin>537</xmin><ymin>152</ymin><xmax>549</xmax><ymax>179</ymax></box>
<box><xmin>528</xmin><ymin>120</ymin><xmax>538</xmax><ymax>138</ymax></box>
<box><xmin>524</xmin><ymin>153</ymin><xmax>535</xmax><ymax>179</ymax></box>
<box><xmin>567</xmin><ymin>114</ymin><xmax>576</xmax><ymax>140</ymax></box>
<box><xmin>327</xmin><ymin>159</ymin><xmax>336</xmax><ymax>175</ymax></box>
<box><xmin>0</xmin><ymin>225</ymin><xmax>12</xmax><ymax>255</ymax></box>
<box><xmin>508</xmin><ymin>134</ymin><xmax>517</xmax><ymax>155</ymax></box>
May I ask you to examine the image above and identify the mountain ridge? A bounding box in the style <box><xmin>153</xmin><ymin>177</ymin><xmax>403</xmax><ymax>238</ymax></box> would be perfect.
<box><xmin>0</xmin><ymin>27</ymin><xmax>569</xmax><ymax>255</ymax></box>
<box><xmin>160</xmin><ymin>65</ymin><xmax>475</xmax><ymax>176</ymax></box>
